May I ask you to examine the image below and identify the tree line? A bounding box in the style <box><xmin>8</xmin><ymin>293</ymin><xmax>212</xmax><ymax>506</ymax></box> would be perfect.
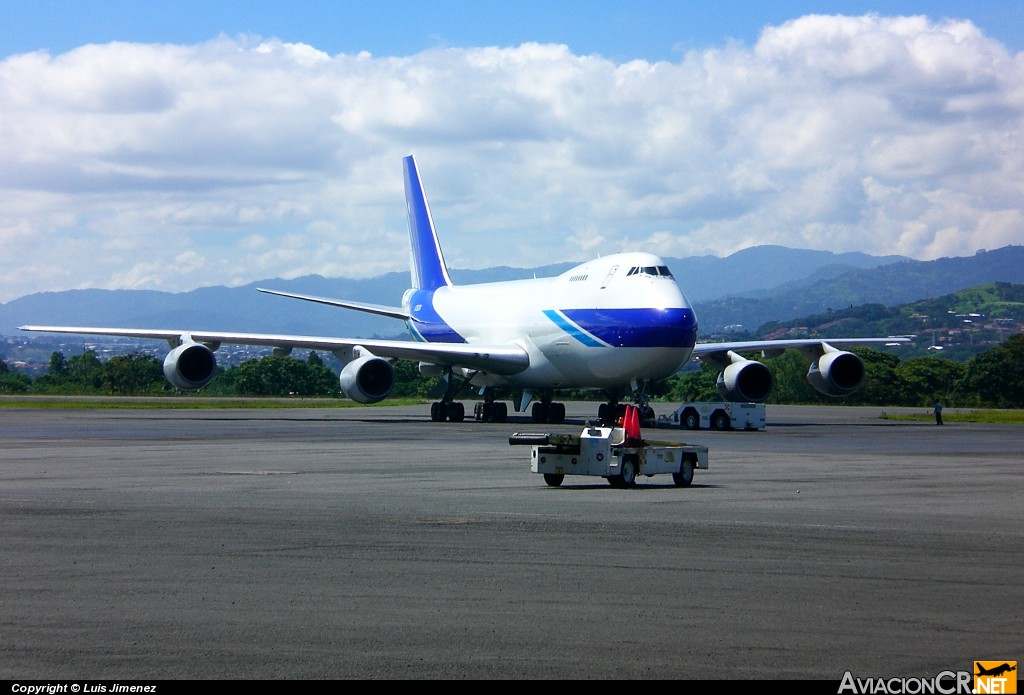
<box><xmin>0</xmin><ymin>350</ymin><xmax>342</xmax><ymax>397</ymax></box>
<box><xmin>2</xmin><ymin>334</ymin><xmax>1023</xmax><ymax>407</ymax></box>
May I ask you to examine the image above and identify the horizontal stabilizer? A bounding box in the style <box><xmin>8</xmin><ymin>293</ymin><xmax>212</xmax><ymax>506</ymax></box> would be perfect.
<box><xmin>257</xmin><ymin>288</ymin><xmax>410</xmax><ymax>321</ymax></box>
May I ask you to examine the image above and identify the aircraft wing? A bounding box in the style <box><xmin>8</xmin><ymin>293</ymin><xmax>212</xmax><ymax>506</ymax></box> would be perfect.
<box><xmin>18</xmin><ymin>325</ymin><xmax>530</xmax><ymax>375</ymax></box>
<box><xmin>689</xmin><ymin>337</ymin><xmax>910</xmax><ymax>401</ymax></box>
<box><xmin>692</xmin><ymin>337</ymin><xmax>909</xmax><ymax>361</ymax></box>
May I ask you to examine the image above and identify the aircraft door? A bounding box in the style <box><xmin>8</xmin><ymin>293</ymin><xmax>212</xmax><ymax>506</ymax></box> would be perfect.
<box><xmin>600</xmin><ymin>265</ymin><xmax>618</xmax><ymax>289</ymax></box>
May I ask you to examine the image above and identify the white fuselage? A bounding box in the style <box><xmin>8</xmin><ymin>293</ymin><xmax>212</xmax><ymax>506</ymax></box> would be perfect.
<box><xmin>403</xmin><ymin>252</ymin><xmax>699</xmax><ymax>390</ymax></box>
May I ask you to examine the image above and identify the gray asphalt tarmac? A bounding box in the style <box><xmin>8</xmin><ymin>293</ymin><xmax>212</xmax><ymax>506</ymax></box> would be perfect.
<box><xmin>1</xmin><ymin>402</ymin><xmax>1020</xmax><ymax>679</ymax></box>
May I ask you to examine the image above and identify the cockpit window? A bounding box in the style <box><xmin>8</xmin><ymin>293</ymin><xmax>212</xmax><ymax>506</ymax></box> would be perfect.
<box><xmin>626</xmin><ymin>265</ymin><xmax>673</xmax><ymax>278</ymax></box>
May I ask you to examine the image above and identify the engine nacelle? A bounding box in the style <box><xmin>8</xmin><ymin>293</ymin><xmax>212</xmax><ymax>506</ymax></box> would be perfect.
<box><xmin>163</xmin><ymin>342</ymin><xmax>217</xmax><ymax>390</ymax></box>
<box><xmin>339</xmin><ymin>355</ymin><xmax>395</xmax><ymax>404</ymax></box>
<box><xmin>806</xmin><ymin>349</ymin><xmax>864</xmax><ymax>396</ymax></box>
<box><xmin>716</xmin><ymin>359</ymin><xmax>774</xmax><ymax>402</ymax></box>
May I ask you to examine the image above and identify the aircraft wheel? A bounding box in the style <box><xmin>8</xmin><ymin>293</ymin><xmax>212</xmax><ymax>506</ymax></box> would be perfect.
<box><xmin>430</xmin><ymin>401</ymin><xmax>447</xmax><ymax>422</ymax></box>
<box><xmin>492</xmin><ymin>402</ymin><xmax>508</xmax><ymax>422</ymax></box>
<box><xmin>550</xmin><ymin>402</ymin><xmax>566</xmax><ymax>424</ymax></box>
<box><xmin>673</xmin><ymin>457</ymin><xmax>695</xmax><ymax>487</ymax></box>
<box><xmin>683</xmin><ymin>410</ymin><xmax>700</xmax><ymax>430</ymax></box>
<box><xmin>711</xmin><ymin>410</ymin><xmax>730</xmax><ymax>431</ymax></box>
<box><xmin>449</xmin><ymin>402</ymin><xmax>465</xmax><ymax>422</ymax></box>
<box><xmin>531</xmin><ymin>402</ymin><xmax>548</xmax><ymax>424</ymax></box>
<box><xmin>474</xmin><ymin>402</ymin><xmax>487</xmax><ymax>421</ymax></box>
<box><xmin>597</xmin><ymin>403</ymin><xmax>611</xmax><ymax>424</ymax></box>
<box><xmin>543</xmin><ymin>473</ymin><xmax>564</xmax><ymax>487</ymax></box>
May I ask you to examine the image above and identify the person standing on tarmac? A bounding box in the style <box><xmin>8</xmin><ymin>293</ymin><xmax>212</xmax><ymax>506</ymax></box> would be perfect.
<box><xmin>934</xmin><ymin>401</ymin><xmax>944</xmax><ymax>425</ymax></box>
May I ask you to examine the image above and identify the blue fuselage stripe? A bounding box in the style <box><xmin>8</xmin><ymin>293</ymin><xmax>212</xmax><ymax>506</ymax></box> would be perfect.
<box><xmin>405</xmin><ymin>289</ymin><xmax>466</xmax><ymax>343</ymax></box>
<box><xmin>542</xmin><ymin>310</ymin><xmax>606</xmax><ymax>347</ymax></box>
<box><xmin>553</xmin><ymin>308</ymin><xmax>698</xmax><ymax>348</ymax></box>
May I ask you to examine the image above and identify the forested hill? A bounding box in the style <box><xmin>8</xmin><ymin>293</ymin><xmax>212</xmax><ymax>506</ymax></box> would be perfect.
<box><xmin>695</xmin><ymin>246</ymin><xmax>1024</xmax><ymax>332</ymax></box>
<box><xmin>752</xmin><ymin>282</ymin><xmax>1024</xmax><ymax>360</ymax></box>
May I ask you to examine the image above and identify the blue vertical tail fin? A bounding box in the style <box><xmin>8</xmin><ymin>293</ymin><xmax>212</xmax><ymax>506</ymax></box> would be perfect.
<box><xmin>403</xmin><ymin>155</ymin><xmax>454</xmax><ymax>291</ymax></box>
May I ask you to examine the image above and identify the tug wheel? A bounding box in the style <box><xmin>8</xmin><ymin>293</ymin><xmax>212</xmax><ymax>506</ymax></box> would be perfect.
<box><xmin>683</xmin><ymin>410</ymin><xmax>700</xmax><ymax>430</ymax></box>
<box><xmin>673</xmin><ymin>457</ymin><xmax>695</xmax><ymax>487</ymax></box>
<box><xmin>543</xmin><ymin>473</ymin><xmax>564</xmax><ymax>487</ymax></box>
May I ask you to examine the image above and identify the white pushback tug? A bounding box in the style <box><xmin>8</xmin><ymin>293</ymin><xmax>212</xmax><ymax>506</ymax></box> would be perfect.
<box><xmin>661</xmin><ymin>401</ymin><xmax>766</xmax><ymax>431</ymax></box>
<box><xmin>509</xmin><ymin>405</ymin><xmax>709</xmax><ymax>488</ymax></box>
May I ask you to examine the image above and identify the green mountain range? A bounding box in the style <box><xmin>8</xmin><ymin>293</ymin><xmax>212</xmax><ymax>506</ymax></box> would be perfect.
<box><xmin>695</xmin><ymin>246</ymin><xmax>1024</xmax><ymax>332</ymax></box>
<box><xmin>753</xmin><ymin>282</ymin><xmax>1024</xmax><ymax>361</ymax></box>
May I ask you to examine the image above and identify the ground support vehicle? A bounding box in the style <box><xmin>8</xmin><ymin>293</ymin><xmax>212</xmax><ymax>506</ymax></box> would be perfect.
<box><xmin>661</xmin><ymin>401</ymin><xmax>766</xmax><ymax>431</ymax></box>
<box><xmin>509</xmin><ymin>426</ymin><xmax>709</xmax><ymax>488</ymax></box>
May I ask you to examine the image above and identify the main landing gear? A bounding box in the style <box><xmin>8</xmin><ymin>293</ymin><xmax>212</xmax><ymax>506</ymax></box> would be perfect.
<box><xmin>429</xmin><ymin>368</ymin><xmax>466</xmax><ymax>422</ymax></box>
<box><xmin>431</xmin><ymin>380</ymin><xmax>509</xmax><ymax>423</ymax></box>
<box><xmin>530</xmin><ymin>400</ymin><xmax>565</xmax><ymax>424</ymax></box>
<box><xmin>474</xmin><ymin>398</ymin><xmax>508</xmax><ymax>422</ymax></box>
<box><xmin>432</xmin><ymin>399</ymin><xmax>512</xmax><ymax>422</ymax></box>
<box><xmin>430</xmin><ymin>400</ymin><xmax>465</xmax><ymax>422</ymax></box>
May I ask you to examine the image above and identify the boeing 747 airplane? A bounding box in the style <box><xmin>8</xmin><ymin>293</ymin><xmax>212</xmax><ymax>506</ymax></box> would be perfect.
<box><xmin>22</xmin><ymin>156</ymin><xmax>907</xmax><ymax>423</ymax></box>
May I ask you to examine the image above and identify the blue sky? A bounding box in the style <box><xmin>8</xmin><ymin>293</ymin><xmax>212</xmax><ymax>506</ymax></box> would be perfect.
<box><xmin>4</xmin><ymin>1</ymin><xmax>1023</xmax><ymax>60</ymax></box>
<box><xmin>1</xmin><ymin>2</ymin><xmax>1022</xmax><ymax>300</ymax></box>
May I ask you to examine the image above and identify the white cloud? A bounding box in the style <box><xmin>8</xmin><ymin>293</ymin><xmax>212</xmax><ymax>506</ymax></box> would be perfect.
<box><xmin>1</xmin><ymin>14</ymin><xmax>1022</xmax><ymax>301</ymax></box>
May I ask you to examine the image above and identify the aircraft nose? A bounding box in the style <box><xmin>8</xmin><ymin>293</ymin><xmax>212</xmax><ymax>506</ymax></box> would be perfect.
<box><xmin>663</xmin><ymin>306</ymin><xmax>698</xmax><ymax>348</ymax></box>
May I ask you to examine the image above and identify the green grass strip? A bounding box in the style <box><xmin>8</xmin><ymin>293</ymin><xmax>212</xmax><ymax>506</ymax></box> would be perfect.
<box><xmin>879</xmin><ymin>410</ymin><xmax>1024</xmax><ymax>424</ymax></box>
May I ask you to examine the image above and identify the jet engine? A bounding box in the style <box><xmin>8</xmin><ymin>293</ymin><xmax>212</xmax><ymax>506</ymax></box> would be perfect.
<box><xmin>339</xmin><ymin>355</ymin><xmax>395</xmax><ymax>404</ymax></box>
<box><xmin>716</xmin><ymin>358</ymin><xmax>774</xmax><ymax>403</ymax></box>
<box><xmin>806</xmin><ymin>348</ymin><xmax>864</xmax><ymax>396</ymax></box>
<box><xmin>163</xmin><ymin>342</ymin><xmax>217</xmax><ymax>389</ymax></box>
